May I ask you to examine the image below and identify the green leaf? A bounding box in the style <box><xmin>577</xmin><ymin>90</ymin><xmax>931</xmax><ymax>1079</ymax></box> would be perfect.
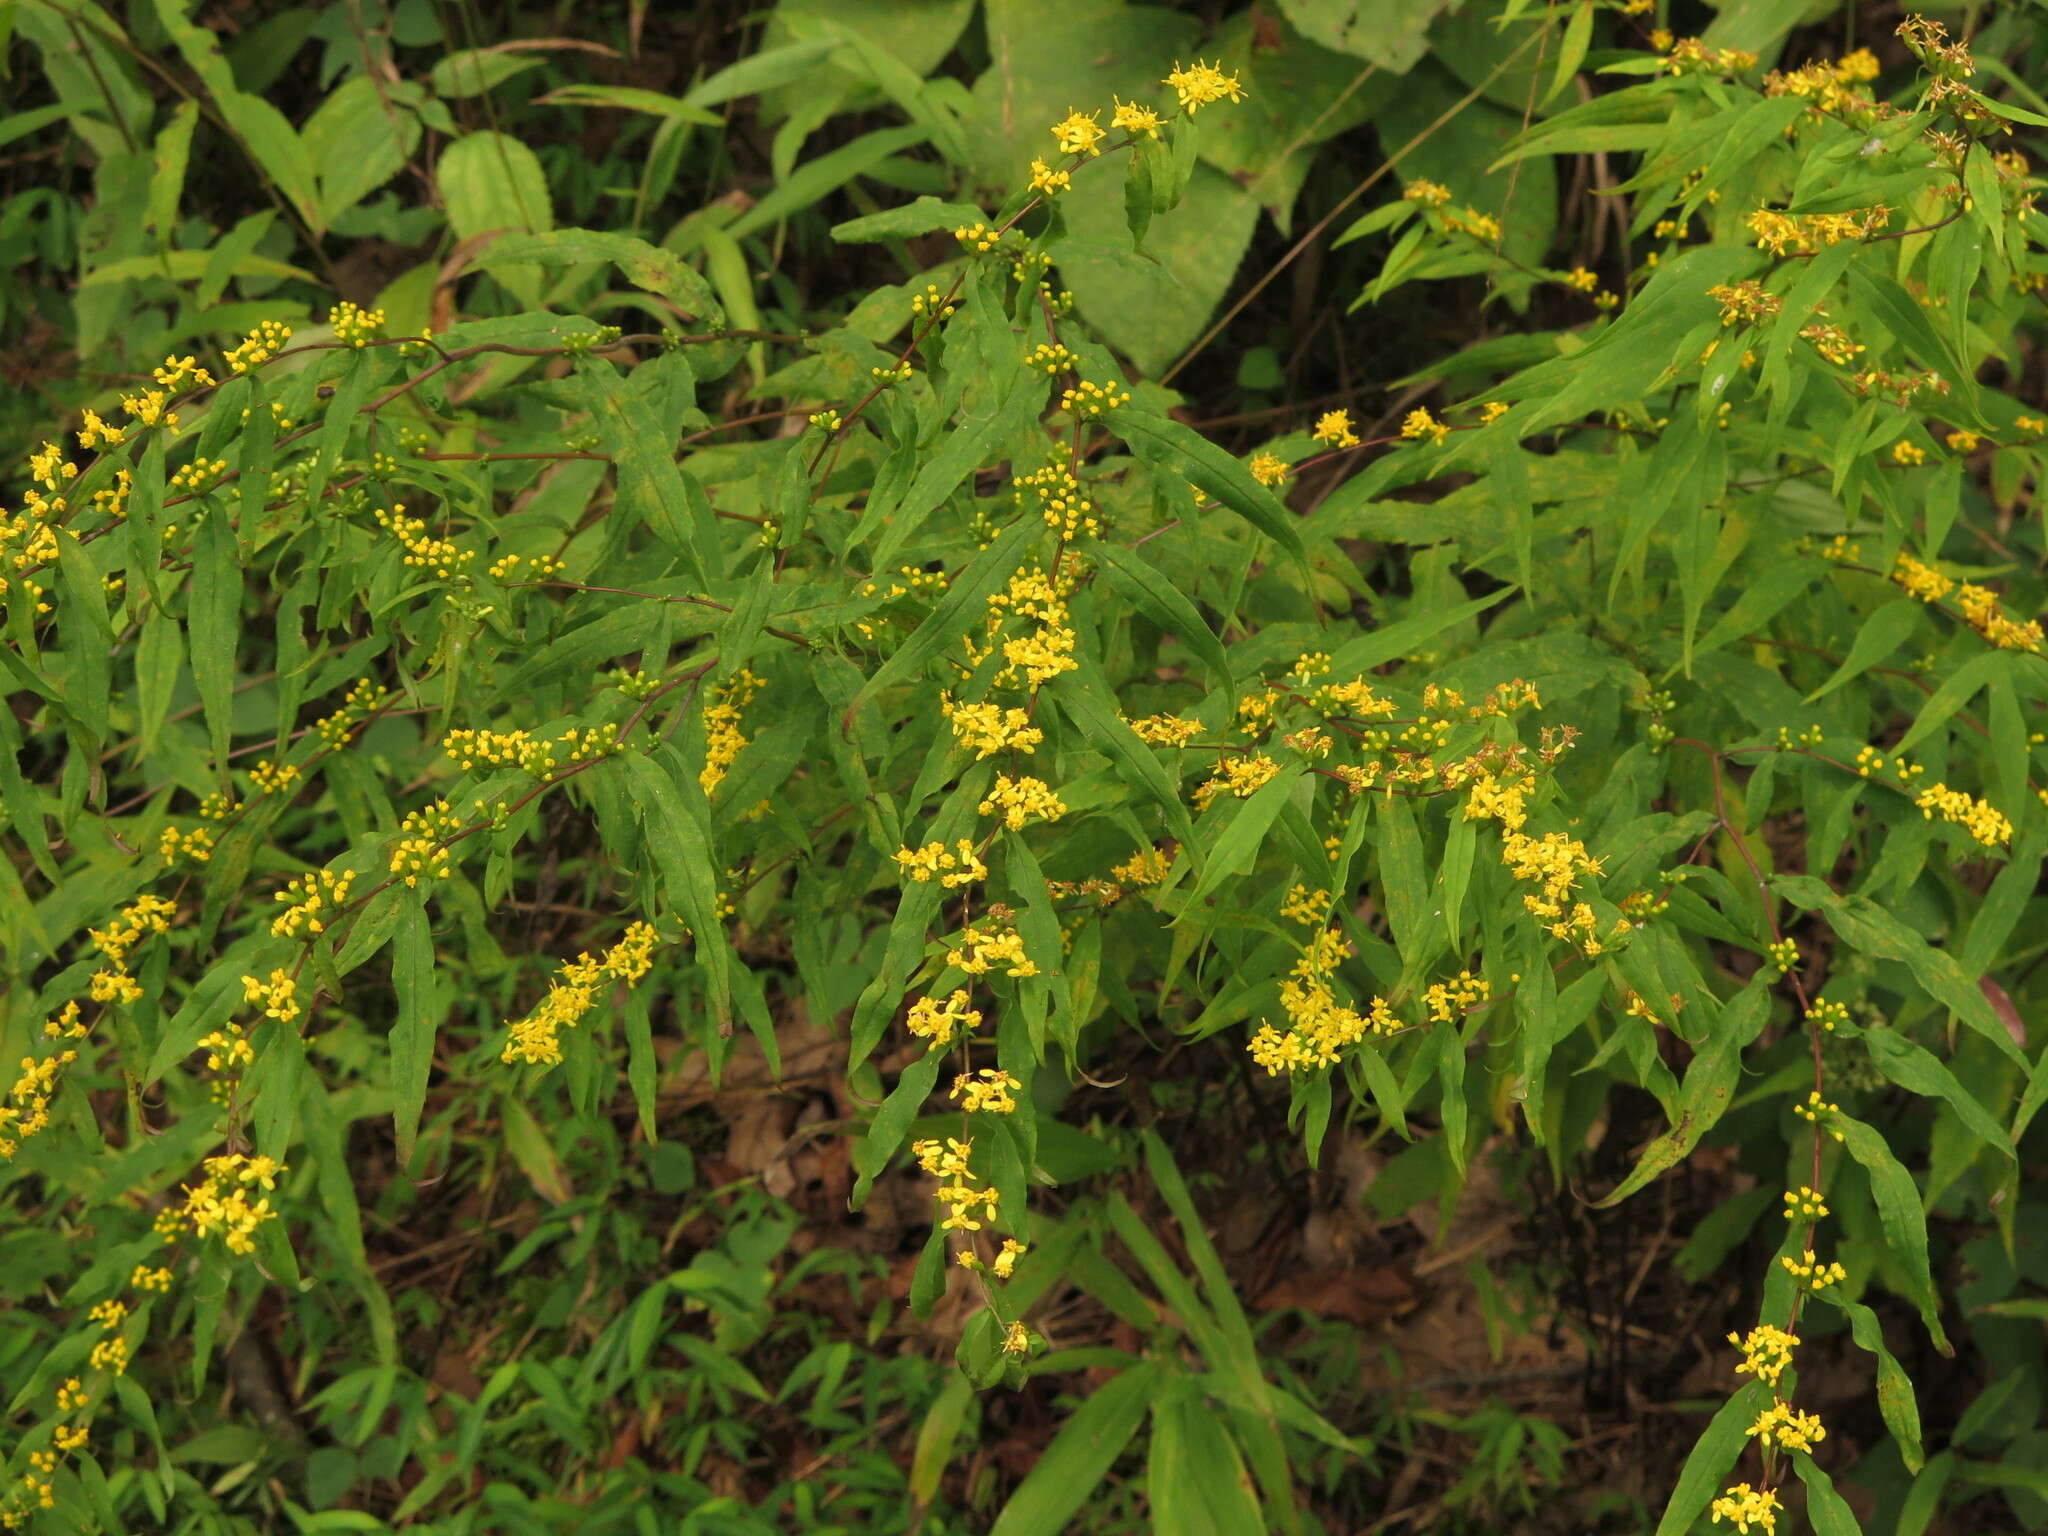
<box><xmin>482</xmin><ymin>227</ymin><xmax>723</xmax><ymax>324</ymax></box>
<box><xmin>304</xmin><ymin>75</ymin><xmax>421</xmax><ymax>231</ymax></box>
<box><xmin>439</xmin><ymin>130</ymin><xmax>553</xmax><ymax>247</ymax></box>
<box><xmin>500</xmin><ymin>1094</ymin><xmax>572</xmax><ymax>1204</ymax></box>
<box><xmin>1775</xmin><ymin>876</ymin><xmax>2027</xmax><ymax>1069</ymax></box>
<box><xmin>391</xmin><ymin>900</ymin><xmax>437</xmax><ymax>1170</ymax></box>
<box><xmin>1792</xmin><ymin>1452</ymin><xmax>1863</xmax><ymax>1536</ymax></box>
<box><xmin>851</xmin><ymin>1050</ymin><xmax>942</xmax><ymax>1207</ymax></box>
<box><xmin>1592</xmin><ymin>980</ymin><xmax>1768</xmax><ymax>1208</ymax></box>
<box><xmin>1188</xmin><ymin>767</ymin><xmax>1302</xmax><ymax>906</ymax></box>
<box><xmin>1279</xmin><ymin>0</ymin><xmax>1455</xmax><ymax>72</ymax></box>
<box><xmin>1805</xmin><ymin>598</ymin><xmax>1924</xmax><ymax>701</ymax></box>
<box><xmin>1149</xmin><ymin>1385</ymin><xmax>1263</xmax><ymax>1536</ymax></box>
<box><xmin>1112</xmin><ymin>408</ymin><xmax>1307</xmax><ymax>566</ymax></box>
<box><xmin>1831</xmin><ymin>1292</ymin><xmax>1925</xmax><ymax>1473</ymax></box>
<box><xmin>843</xmin><ymin>514</ymin><xmax>1038</xmax><ymax>726</ymax></box>
<box><xmin>146</xmin><ymin>99</ymin><xmax>198</xmax><ymax>249</ymax></box>
<box><xmin>1653</xmin><ymin>1381</ymin><xmax>1771</xmax><ymax>1536</ymax></box>
<box><xmin>188</xmin><ymin>511</ymin><xmax>240</xmax><ymax>774</ymax></box>
<box><xmin>576</xmin><ymin>356</ymin><xmax>719</xmax><ymax>586</ymax></box>
<box><xmin>1836</xmin><ymin>1110</ymin><xmax>1950</xmax><ymax>1353</ymax></box>
<box><xmin>1862</xmin><ymin>1028</ymin><xmax>2013</xmax><ymax>1160</ymax></box>
<box><xmin>1050</xmin><ymin>665</ymin><xmax>1200</xmax><ymax>854</ymax></box>
<box><xmin>1094</xmin><ymin>542</ymin><xmax>1233</xmax><ymax>692</ymax></box>
<box><xmin>614</xmin><ymin>753</ymin><xmax>732</xmax><ymax>1030</ymax></box>
<box><xmin>989</xmin><ymin>1361</ymin><xmax>1162</xmax><ymax>1536</ymax></box>
<box><xmin>832</xmin><ymin>196</ymin><xmax>988</xmax><ymax>244</ymax></box>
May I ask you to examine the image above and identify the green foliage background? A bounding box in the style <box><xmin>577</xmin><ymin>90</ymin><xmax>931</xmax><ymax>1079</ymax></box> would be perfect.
<box><xmin>5</xmin><ymin>1</ymin><xmax>2048</xmax><ymax>1532</ymax></box>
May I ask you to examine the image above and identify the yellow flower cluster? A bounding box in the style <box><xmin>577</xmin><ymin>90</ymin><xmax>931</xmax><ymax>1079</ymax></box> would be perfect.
<box><xmin>941</xmin><ymin>696</ymin><xmax>1044</xmax><ymax>758</ymax></box>
<box><xmin>1891</xmin><ymin>438</ymin><xmax>1927</xmax><ymax>467</ymax></box>
<box><xmin>1800</xmin><ymin>320</ymin><xmax>1863</xmax><ymax>366</ymax></box>
<box><xmin>1781</xmin><ymin>1248</ymin><xmax>1848</xmax><ymax>1291</ymax></box>
<box><xmin>1805</xmin><ymin>1000</ymin><xmax>1851</xmax><ymax>1033</ymax></box>
<box><xmin>329</xmin><ymin>301</ymin><xmax>386</xmax><ymax>346</ymax></box>
<box><xmin>1955</xmin><ymin>581</ymin><xmax>2045</xmax><ymax>652</ymax></box>
<box><xmin>1193</xmin><ymin>751</ymin><xmax>1281</xmax><ymax>810</ymax></box>
<box><xmin>1248</xmin><ymin>451</ymin><xmax>1289</xmax><ymax>487</ymax></box>
<box><xmin>195</xmin><ymin>1017</ymin><xmax>254</xmax><ymax>1076</ymax></box>
<box><xmin>500</xmin><ymin>922</ymin><xmax>661</xmax><ymax>1067</ymax></box>
<box><xmin>1111</xmin><ymin>97</ymin><xmax>1163</xmax><ymax>137</ymax></box>
<box><xmin>1660</xmin><ymin>37</ymin><xmax>1758</xmax><ymax>75</ymax></box>
<box><xmin>158</xmin><ymin>825</ymin><xmax>215</xmax><ymax>864</ymax></box>
<box><xmin>173</xmin><ymin>1152</ymin><xmax>284</xmax><ymax>1254</ymax></box>
<box><xmin>1306</xmin><ymin>676</ymin><xmax>1399</xmax><ymax>719</ymax></box>
<box><xmin>225</xmin><ymin>320</ymin><xmax>292</xmax><ymax>374</ymax></box>
<box><xmin>1748</xmin><ymin>1399</ymin><xmax>1826</xmax><ymax>1453</ymax></box>
<box><xmin>168</xmin><ymin>456</ymin><xmax>227</xmax><ymax>495</ymax></box>
<box><xmin>315</xmin><ymin>677</ymin><xmax>391</xmax><ymax>748</ymax></box>
<box><xmin>1748</xmin><ymin>203</ymin><xmax>1891</xmax><ymax>255</ymax></box>
<box><xmin>444</xmin><ymin>723</ymin><xmax>620</xmax><ymax>776</ymax></box>
<box><xmin>87</xmin><ymin>894</ymin><xmax>176</xmax><ymax>1008</ymax></box>
<box><xmin>1013</xmin><ymin>459</ymin><xmax>1100</xmax><ymax>540</ymax></box>
<box><xmin>1443</xmin><ymin>206</ymin><xmax>1502</xmax><ymax>243</ymax></box>
<box><xmin>912</xmin><ymin>1137</ymin><xmax>1000</xmax><ymax>1231</ymax></box>
<box><xmin>947</xmin><ymin>919</ymin><xmax>1037</xmax><ymax>978</ymax></box>
<box><xmin>1163</xmin><ymin>59</ymin><xmax>1244</xmax><ymax>113</ymax></box>
<box><xmin>1764</xmin><ymin>47</ymin><xmax>1881</xmax><ymax>119</ymax></box>
<box><xmin>958</xmin><ymin>1237</ymin><xmax>1028</xmax><ymax>1278</ymax></box>
<box><xmin>1915</xmin><ymin>782</ymin><xmax>2013</xmax><ymax>847</ymax></box>
<box><xmin>1051</xmin><ymin>110</ymin><xmax>1105</xmax><ymax>157</ymax></box>
<box><xmin>1</xmin><ymin>1006</ymin><xmax>89</xmax><ymax>1158</ymax></box>
<box><xmin>1422</xmin><ymin>970</ymin><xmax>1491</xmax><ymax>1023</ymax></box>
<box><xmin>272</xmin><ymin>868</ymin><xmax>356</xmax><ymax>939</ymax></box>
<box><xmin>1127</xmin><ymin>712</ymin><xmax>1205</xmax><ymax>746</ymax></box>
<box><xmin>1311</xmin><ymin>409</ymin><xmax>1359</xmax><ymax>449</ymax></box>
<box><xmin>242</xmin><ymin>968</ymin><xmax>301</xmax><ymax>1023</ymax></box>
<box><xmin>1059</xmin><ymin>378</ymin><xmax>1130</xmax><ymax>418</ymax></box>
<box><xmin>1111</xmin><ymin>846</ymin><xmax>1172</xmax><ymax>886</ymax></box>
<box><xmin>1707</xmin><ymin>280</ymin><xmax>1781</xmax><ymax>326</ymax></box>
<box><xmin>907</xmin><ymin>989</ymin><xmax>982</xmax><ymax>1049</ymax></box>
<box><xmin>1024</xmin><ymin>343</ymin><xmax>1076</xmax><ymax>377</ymax></box>
<box><xmin>1783</xmin><ymin>1184</ymin><xmax>1829</xmax><ymax>1220</ymax></box>
<box><xmin>1029</xmin><ymin>158</ymin><xmax>1072</xmax><ymax>196</ymax></box>
<box><xmin>1400</xmin><ymin>407</ymin><xmax>1449</xmax><ymax>446</ymax></box>
<box><xmin>701</xmin><ymin>666</ymin><xmax>765</xmax><ymax>796</ymax></box>
<box><xmin>1280</xmin><ymin>884</ymin><xmax>1328</xmax><ymax>926</ymax></box>
<box><xmin>1729</xmin><ymin>1322</ymin><xmax>1799</xmax><ymax>1388</ymax></box>
<box><xmin>894</xmin><ymin>839</ymin><xmax>989</xmax><ymax>888</ymax></box>
<box><xmin>390</xmin><ymin>798</ymin><xmax>462</xmax><ymax>887</ymax></box>
<box><xmin>1710</xmin><ymin>1483</ymin><xmax>1784</xmax><ymax>1535</ymax></box>
<box><xmin>1248</xmin><ymin>923</ymin><xmax>1400</xmax><ymax>1075</ymax></box>
<box><xmin>154</xmin><ymin>354</ymin><xmax>216</xmax><ymax>392</ymax></box>
<box><xmin>951</xmin><ymin>1068</ymin><xmax>1020</xmax><ymax>1115</ymax></box>
<box><xmin>979</xmin><ymin>773</ymin><xmax>1067</xmax><ymax>830</ymax></box>
<box><xmin>249</xmin><ymin>758</ymin><xmax>300</xmax><ymax>796</ymax></box>
<box><xmin>376</xmin><ymin>503</ymin><xmax>473</xmax><ymax>581</ymax></box>
<box><xmin>1404</xmin><ymin>179</ymin><xmax>1452</xmax><ymax>208</ymax></box>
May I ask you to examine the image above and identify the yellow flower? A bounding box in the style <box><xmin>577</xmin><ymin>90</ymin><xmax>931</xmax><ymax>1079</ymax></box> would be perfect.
<box><xmin>1248</xmin><ymin>451</ymin><xmax>1289</xmax><ymax>486</ymax></box>
<box><xmin>907</xmin><ymin>990</ymin><xmax>982</xmax><ymax>1049</ymax></box>
<box><xmin>1311</xmin><ymin>409</ymin><xmax>1359</xmax><ymax>449</ymax></box>
<box><xmin>1728</xmin><ymin>1322</ymin><xmax>1799</xmax><ymax>1388</ymax></box>
<box><xmin>1400</xmin><ymin>407</ymin><xmax>1449</xmax><ymax>446</ymax></box>
<box><xmin>1164</xmin><ymin>59</ymin><xmax>1245</xmax><ymax>113</ymax></box>
<box><xmin>1748</xmin><ymin>1399</ymin><xmax>1826</xmax><ymax>1453</ymax></box>
<box><xmin>1111</xmin><ymin>97</ymin><xmax>1163</xmax><ymax>137</ymax></box>
<box><xmin>1029</xmin><ymin>158</ymin><xmax>1071</xmax><ymax>195</ymax></box>
<box><xmin>1710</xmin><ymin>1483</ymin><xmax>1782</xmax><ymax>1535</ymax></box>
<box><xmin>951</xmin><ymin>1068</ymin><xmax>1020</xmax><ymax>1115</ymax></box>
<box><xmin>1051</xmin><ymin>110</ymin><xmax>1105</xmax><ymax>157</ymax></box>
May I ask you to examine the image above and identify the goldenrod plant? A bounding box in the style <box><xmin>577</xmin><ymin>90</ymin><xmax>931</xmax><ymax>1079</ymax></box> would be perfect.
<box><xmin>4</xmin><ymin>0</ymin><xmax>2048</xmax><ymax>1530</ymax></box>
